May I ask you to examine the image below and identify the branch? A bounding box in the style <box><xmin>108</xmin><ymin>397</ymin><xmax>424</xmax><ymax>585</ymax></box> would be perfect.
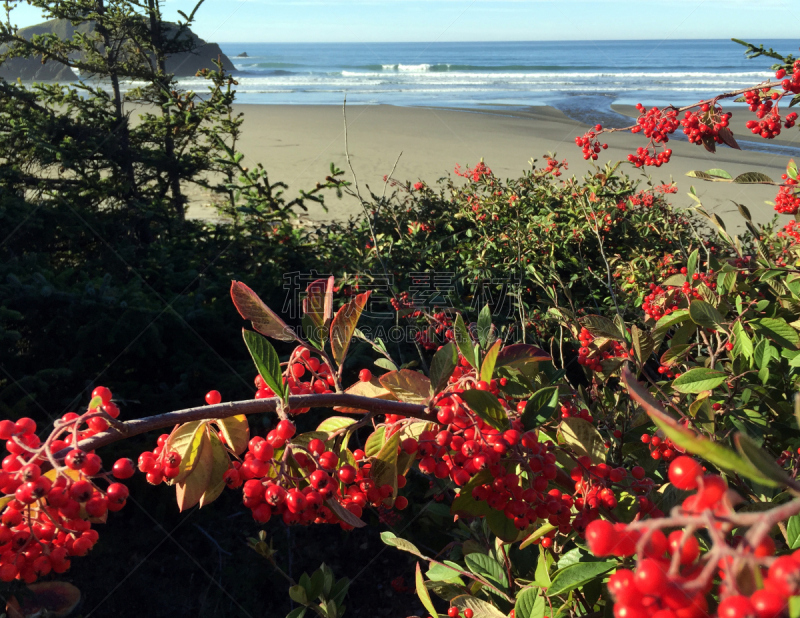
<box><xmin>65</xmin><ymin>394</ymin><xmax>431</xmax><ymax>455</ymax></box>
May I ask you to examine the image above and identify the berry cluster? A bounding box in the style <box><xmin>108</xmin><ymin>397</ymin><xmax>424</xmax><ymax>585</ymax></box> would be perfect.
<box><xmin>415</xmin><ymin>311</ymin><xmax>455</xmax><ymax>351</ymax></box>
<box><xmin>777</xmin><ymin>62</ymin><xmax>800</xmax><ymax>94</ymax></box>
<box><xmin>540</xmin><ymin>155</ymin><xmax>568</xmax><ymax>178</ymax></box>
<box><xmin>586</xmin><ymin>456</ymin><xmax>800</xmax><ymax>618</ymax></box>
<box><xmin>575</xmin><ymin>125</ymin><xmax>608</xmax><ymax>161</ymax></box>
<box><xmin>570</xmin><ymin>457</ymin><xmax>659</xmax><ymax>520</ymax></box>
<box><xmin>0</xmin><ymin>387</ymin><xmax>130</xmax><ymax>584</ymax></box>
<box><xmin>640</xmin><ymin>432</ymin><xmax>681</xmax><ymax>461</ymax></box>
<box><xmin>230</xmin><ymin>418</ymin><xmax>408</xmax><ymax>527</ymax></box>
<box><xmin>627</xmin><ymin>105</ymin><xmax>679</xmax><ymax>167</ymax></box>
<box><xmin>742</xmin><ymin>88</ymin><xmax>793</xmax><ymax>139</ymax></box>
<box><xmin>260</xmin><ymin>348</ymin><xmax>336</xmax><ymax>399</ymax></box>
<box><xmin>681</xmin><ymin>104</ymin><xmax>732</xmax><ymax>147</ymax></box>
<box><xmin>454</xmin><ymin>161</ymin><xmax>492</xmax><ymax>182</ymax></box>
<box><xmin>642</xmin><ymin>283</ymin><xmax>680</xmax><ymax>321</ymax></box>
<box><xmin>390</xmin><ymin>291</ymin><xmax>418</xmax><ymax>313</ymax></box>
<box><xmin>558</xmin><ymin>398</ymin><xmax>593</xmax><ymax>422</ymax></box>
<box><xmin>576</xmin><ymin>327</ymin><xmax>631</xmax><ymax>372</ymax></box>
<box><xmin>775</xmin><ymin>185</ymin><xmax>800</xmax><ymax>215</ymax></box>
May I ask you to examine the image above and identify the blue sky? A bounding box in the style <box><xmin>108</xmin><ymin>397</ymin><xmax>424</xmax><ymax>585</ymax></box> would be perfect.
<box><xmin>10</xmin><ymin>0</ymin><xmax>800</xmax><ymax>43</ymax></box>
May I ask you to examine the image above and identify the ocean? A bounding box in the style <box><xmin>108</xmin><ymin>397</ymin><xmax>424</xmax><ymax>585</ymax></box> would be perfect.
<box><xmin>192</xmin><ymin>39</ymin><xmax>800</xmax><ymax>124</ymax></box>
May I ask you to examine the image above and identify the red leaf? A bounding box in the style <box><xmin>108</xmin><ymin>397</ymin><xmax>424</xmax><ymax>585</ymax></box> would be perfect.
<box><xmin>303</xmin><ymin>276</ymin><xmax>335</xmax><ymax>329</ymax></box>
<box><xmin>230</xmin><ymin>281</ymin><xmax>296</xmax><ymax>342</ymax></box>
<box><xmin>330</xmin><ymin>291</ymin><xmax>370</xmax><ymax>366</ymax></box>
<box><xmin>718</xmin><ymin>127</ymin><xmax>741</xmax><ymax>150</ymax></box>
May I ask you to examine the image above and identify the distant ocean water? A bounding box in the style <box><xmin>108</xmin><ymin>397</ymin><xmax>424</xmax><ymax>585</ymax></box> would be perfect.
<box><xmin>177</xmin><ymin>40</ymin><xmax>799</xmax><ymax>124</ymax></box>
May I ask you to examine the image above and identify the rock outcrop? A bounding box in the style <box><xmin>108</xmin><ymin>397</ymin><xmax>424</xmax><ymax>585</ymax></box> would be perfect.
<box><xmin>0</xmin><ymin>18</ymin><xmax>235</xmax><ymax>81</ymax></box>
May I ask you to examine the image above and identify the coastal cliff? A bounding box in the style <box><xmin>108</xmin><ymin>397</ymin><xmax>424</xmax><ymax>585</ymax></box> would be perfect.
<box><xmin>0</xmin><ymin>18</ymin><xmax>235</xmax><ymax>81</ymax></box>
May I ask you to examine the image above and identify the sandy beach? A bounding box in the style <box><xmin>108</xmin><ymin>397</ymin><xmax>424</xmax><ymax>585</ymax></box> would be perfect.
<box><xmin>186</xmin><ymin>104</ymin><xmax>796</xmax><ymax>232</ymax></box>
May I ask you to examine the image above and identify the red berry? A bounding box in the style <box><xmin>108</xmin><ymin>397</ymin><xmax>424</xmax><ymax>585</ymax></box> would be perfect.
<box><xmin>358</xmin><ymin>369</ymin><xmax>372</xmax><ymax>382</ymax></box>
<box><xmin>205</xmin><ymin>390</ymin><xmax>222</xmax><ymax>405</ymax></box>
<box><xmin>633</xmin><ymin>558</ymin><xmax>667</xmax><ymax>595</ymax></box>
<box><xmin>668</xmin><ymin>456</ymin><xmax>702</xmax><ymax>490</ymax></box>
<box><xmin>667</xmin><ymin>530</ymin><xmax>699</xmax><ymax>565</ymax></box>
<box><xmin>585</xmin><ymin>519</ymin><xmax>615</xmax><ymax>557</ymax></box>
<box><xmin>750</xmin><ymin>589</ymin><xmax>787</xmax><ymax>618</ymax></box>
<box><xmin>718</xmin><ymin>596</ymin><xmax>755</xmax><ymax>618</ymax></box>
<box><xmin>276</xmin><ymin>420</ymin><xmax>296</xmax><ymax>441</ymax></box>
<box><xmin>91</xmin><ymin>386</ymin><xmax>113</xmax><ymax>405</ymax></box>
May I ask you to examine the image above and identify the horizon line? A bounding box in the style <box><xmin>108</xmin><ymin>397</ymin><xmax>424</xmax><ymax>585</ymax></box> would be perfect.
<box><xmin>217</xmin><ymin>37</ymin><xmax>798</xmax><ymax>44</ymax></box>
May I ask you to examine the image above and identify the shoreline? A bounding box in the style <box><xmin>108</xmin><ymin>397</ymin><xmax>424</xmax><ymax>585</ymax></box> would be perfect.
<box><xmin>185</xmin><ymin>102</ymin><xmax>793</xmax><ymax>232</ymax></box>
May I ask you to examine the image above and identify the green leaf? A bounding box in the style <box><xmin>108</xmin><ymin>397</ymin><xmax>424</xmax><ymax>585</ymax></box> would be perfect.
<box><xmin>516</xmin><ymin>586</ymin><xmax>544</xmax><ymax>618</ymax></box>
<box><xmin>631</xmin><ymin>325</ymin><xmax>654</xmax><ymax>363</ymax></box>
<box><xmin>165</xmin><ymin>420</ymin><xmax>207</xmax><ymax>484</ymax></box>
<box><xmin>371</xmin><ymin>431</ymin><xmax>400</xmax><ymax>504</ymax></box>
<box><xmin>733</xmin><ymin>321</ymin><xmax>754</xmax><ymax>361</ymax></box>
<box><xmin>427</xmin><ymin>562</ymin><xmax>465</xmax><ymax>584</ymax></box>
<box><xmin>176</xmin><ymin>428</ymin><xmax>213</xmax><ymax>512</ymax></box>
<box><xmin>289</xmin><ymin>585</ymin><xmax>308</xmax><ymax>605</ymax></box>
<box><xmin>365</xmin><ymin>426</ymin><xmax>386</xmax><ymax>458</ymax></box>
<box><xmin>520</xmin><ymin>522</ymin><xmax>557</xmax><ymax>550</ymax></box>
<box><xmin>231</xmin><ymin>281</ymin><xmax>296</xmax><ymax>341</ymax></box>
<box><xmin>379</xmin><ymin>369</ymin><xmax>431</xmax><ymax>404</ymax></box>
<box><xmin>465</xmin><ymin>553</ymin><xmax>508</xmax><ymax>588</ymax></box>
<box><xmin>461</xmin><ymin>389</ymin><xmax>509</xmax><ymax>431</ymax></box>
<box><xmin>787</xmin><ymin>515</ymin><xmax>800</xmax><ymax>550</ymax></box>
<box><xmin>733</xmin><ymin>172</ymin><xmax>775</xmax><ymax>184</ymax></box>
<box><xmin>672</xmin><ymin>368</ymin><xmax>727</xmax><ymax>394</ymax></box>
<box><xmin>451</xmin><ymin>595</ymin><xmax>507</xmax><ymax>618</ymax></box>
<box><xmin>416</xmin><ymin>562</ymin><xmax>438</xmax><ymax>618</ymax></box>
<box><xmin>380</xmin><ymin>531</ymin><xmax>422</xmax><ymax>556</ymax></box>
<box><xmin>580</xmin><ymin>315</ymin><xmax>622</xmax><ymax>340</ymax></box>
<box><xmin>546</xmin><ymin>561</ymin><xmax>616</xmax><ymax>597</ymax></box>
<box><xmin>316</xmin><ymin>416</ymin><xmax>357</xmax><ymax>435</ymax></box>
<box><xmin>661</xmin><ymin>344</ymin><xmax>691</xmax><ymax>367</ymax></box>
<box><xmin>454</xmin><ymin>314</ymin><xmax>477</xmax><ymax>368</ymax></box>
<box><xmin>481</xmin><ymin>340</ymin><xmax>502</xmax><ymax>383</ymax></box>
<box><xmin>687</xmin><ymin>249</ymin><xmax>699</xmax><ymax>280</ymax></box>
<box><xmin>286</xmin><ymin>607</ymin><xmax>307</xmax><ymax>618</ymax></box>
<box><xmin>426</xmin><ymin>580</ymin><xmax>463</xmax><ymax>603</ymax></box>
<box><xmin>326</xmin><ymin>498</ymin><xmax>366</xmax><ymax>528</ymax></box>
<box><xmin>751</xmin><ymin>318</ymin><xmax>800</xmax><ymax>350</ymax></box>
<box><xmin>621</xmin><ymin>367</ymin><xmax>776</xmax><ymax>486</ymax></box>
<box><xmin>487</xmin><ymin>507</ymin><xmax>519</xmax><ymax>542</ymax></box>
<box><xmin>662</xmin><ymin>274</ymin><xmax>687</xmax><ymax>287</ymax></box>
<box><xmin>243</xmin><ymin>329</ymin><xmax>286</xmax><ymax>399</ymax></box>
<box><xmin>654</xmin><ymin>309</ymin><xmax>690</xmax><ymax>332</ymax></box>
<box><xmin>495</xmin><ymin>344</ymin><xmax>550</xmax><ymax>369</ymax></box>
<box><xmin>521</xmin><ymin>387</ymin><xmax>560</xmax><ymax>430</ymax></box>
<box><xmin>330</xmin><ymin>291</ymin><xmax>371</xmax><ymax>366</ymax></box>
<box><xmin>706</xmin><ymin>168</ymin><xmax>733</xmax><ymax>179</ymax></box>
<box><xmin>430</xmin><ymin>342</ymin><xmax>458</xmax><ymax>394</ymax></box>
<box><xmin>689</xmin><ymin>300</ymin><xmax>725</xmax><ymax>332</ymax></box>
<box><xmin>791</xmin><ymin>596</ymin><xmax>800</xmax><ymax>618</ymax></box>
<box><xmin>734</xmin><ymin>433</ymin><xmax>794</xmax><ymax>488</ymax></box>
<box><xmin>558</xmin><ymin>417</ymin><xmax>606</xmax><ymax>464</ymax></box>
<box><xmin>451</xmin><ymin>469</ymin><xmax>493</xmax><ymax>518</ymax></box>
<box><xmin>478</xmin><ymin>304</ymin><xmax>492</xmax><ymax>348</ymax></box>
<box><xmin>214</xmin><ymin>415</ymin><xmax>250</xmax><ymax>456</ymax></box>
<box><xmin>199</xmin><ymin>431</ymin><xmax>231</xmax><ymax>508</ymax></box>
<box><xmin>686</xmin><ymin>170</ymin><xmax>716</xmax><ymax>181</ymax></box>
